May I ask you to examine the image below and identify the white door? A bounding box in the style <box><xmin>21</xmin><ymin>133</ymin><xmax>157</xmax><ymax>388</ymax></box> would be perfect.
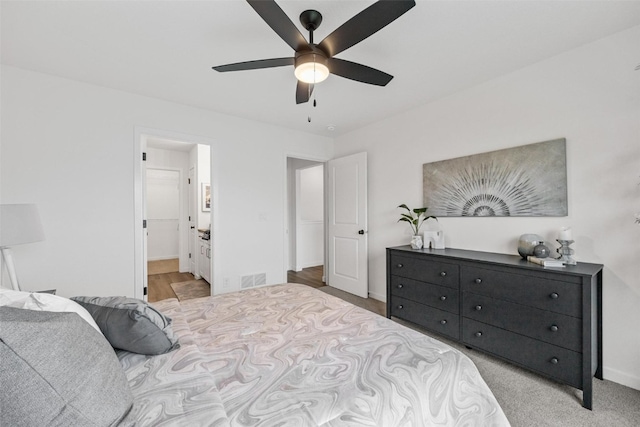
<box><xmin>188</xmin><ymin>166</ymin><xmax>196</xmax><ymax>275</ymax></box>
<box><xmin>327</xmin><ymin>152</ymin><xmax>368</xmax><ymax>298</ymax></box>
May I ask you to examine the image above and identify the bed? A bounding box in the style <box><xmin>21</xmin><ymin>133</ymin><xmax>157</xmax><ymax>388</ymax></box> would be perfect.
<box><xmin>119</xmin><ymin>283</ymin><xmax>510</xmax><ymax>426</ymax></box>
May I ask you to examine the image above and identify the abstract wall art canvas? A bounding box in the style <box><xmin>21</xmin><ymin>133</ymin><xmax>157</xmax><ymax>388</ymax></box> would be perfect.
<box><xmin>423</xmin><ymin>138</ymin><xmax>567</xmax><ymax>217</ymax></box>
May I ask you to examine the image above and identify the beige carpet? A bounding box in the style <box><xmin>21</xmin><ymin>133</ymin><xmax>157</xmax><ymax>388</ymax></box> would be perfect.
<box><xmin>170</xmin><ymin>280</ymin><xmax>210</xmax><ymax>301</ymax></box>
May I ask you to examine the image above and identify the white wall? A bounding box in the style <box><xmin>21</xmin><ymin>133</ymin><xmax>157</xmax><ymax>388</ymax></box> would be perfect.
<box><xmin>334</xmin><ymin>26</ymin><xmax>640</xmax><ymax>390</ymax></box>
<box><xmin>296</xmin><ymin>164</ymin><xmax>324</xmax><ymax>269</ymax></box>
<box><xmin>286</xmin><ymin>157</ymin><xmax>323</xmax><ymax>271</ymax></box>
<box><xmin>0</xmin><ymin>65</ymin><xmax>333</xmax><ymax>298</ymax></box>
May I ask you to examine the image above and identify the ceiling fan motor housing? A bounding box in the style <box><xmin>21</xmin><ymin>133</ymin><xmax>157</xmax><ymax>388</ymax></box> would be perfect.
<box><xmin>300</xmin><ymin>10</ymin><xmax>323</xmax><ymax>32</ymax></box>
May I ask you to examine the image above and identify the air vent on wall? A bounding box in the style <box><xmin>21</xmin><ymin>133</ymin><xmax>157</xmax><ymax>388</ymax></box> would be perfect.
<box><xmin>254</xmin><ymin>273</ymin><xmax>266</xmax><ymax>287</ymax></box>
<box><xmin>241</xmin><ymin>273</ymin><xmax>267</xmax><ymax>289</ymax></box>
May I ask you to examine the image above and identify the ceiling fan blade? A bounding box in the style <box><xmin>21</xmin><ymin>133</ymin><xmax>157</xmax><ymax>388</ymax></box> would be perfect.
<box><xmin>318</xmin><ymin>0</ymin><xmax>415</xmax><ymax>57</ymax></box>
<box><xmin>296</xmin><ymin>81</ymin><xmax>314</xmax><ymax>104</ymax></box>
<box><xmin>212</xmin><ymin>57</ymin><xmax>294</xmax><ymax>72</ymax></box>
<box><xmin>247</xmin><ymin>0</ymin><xmax>308</xmax><ymax>51</ymax></box>
<box><xmin>328</xmin><ymin>58</ymin><xmax>393</xmax><ymax>86</ymax></box>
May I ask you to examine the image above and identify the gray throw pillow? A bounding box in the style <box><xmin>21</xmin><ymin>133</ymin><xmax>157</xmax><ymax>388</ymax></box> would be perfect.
<box><xmin>71</xmin><ymin>296</ymin><xmax>179</xmax><ymax>355</ymax></box>
<box><xmin>0</xmin><ymin>307</ymin><xmax>133</xmax><ymax>427</ymax></box>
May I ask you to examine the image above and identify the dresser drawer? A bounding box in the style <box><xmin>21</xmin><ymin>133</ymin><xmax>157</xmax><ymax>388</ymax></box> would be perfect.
<box><xmin>462</xmin><ymin>318</ymin><xmax>582</xmax><ymax>388</ymax></box>
<box><xmin>391</xmin><ymin>296</ymin><xmax>459</xmax><ymax>340</ymax></box>
<box><xmin>391</xmin><ymin>276</ymin><xmax>459</xmax><ymax>314</ymax></box>
<box><xmin>390</xmin><ymin>254</ymin><xmax>459</xmax><ymax>289</ymax></box>
<box><xmin>461</xmin><ymin>266</ymin><xmax>581</xmax><ymax>317</ymax></box>
<box><xmin>462</xmin><ymin>293</ymin><xmax>582</xmax><ymax>352</ymax></box>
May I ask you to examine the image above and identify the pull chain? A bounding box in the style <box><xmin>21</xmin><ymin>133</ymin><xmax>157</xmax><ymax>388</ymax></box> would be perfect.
<box><xmin>313</xmin><ymin>58</ymin><xmax>317</xmax><ymax>108</ymax></box>
<box><xmin>307</xmin><ymin>56</ymin><xmax>318</xmax><ymax>122</ymax></box>
<box><xmin>308</xmin><ymin>81</ymin><xmax>312</xmax><ymax>122</ymax></box>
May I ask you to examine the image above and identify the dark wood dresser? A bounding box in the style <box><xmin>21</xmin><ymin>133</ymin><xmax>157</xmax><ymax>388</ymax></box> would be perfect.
<box><xmin>386</xmin><ymin>246</ymin><xmax>603</xmax><ymax>409</ymax></box>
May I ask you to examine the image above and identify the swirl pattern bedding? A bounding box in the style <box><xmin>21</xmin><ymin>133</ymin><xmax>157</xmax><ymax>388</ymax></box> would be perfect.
<box><xmin>120</xmin><ymin>283</ymin><xmax>509</xmax><ymax>426</ymax></box>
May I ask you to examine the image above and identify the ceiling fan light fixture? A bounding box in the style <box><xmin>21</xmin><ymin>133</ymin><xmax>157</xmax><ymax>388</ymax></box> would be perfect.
<box><xmin>294</xmin><ymin>53</ymin><xmax>329</xmax><ymax>84</ymax></box>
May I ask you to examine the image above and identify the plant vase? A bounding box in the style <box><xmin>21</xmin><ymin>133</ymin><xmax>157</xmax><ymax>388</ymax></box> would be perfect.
<box><xmin>410</xmin><ymin>235</ymin><xmax>423</xmax><ymax>249</ymax></box>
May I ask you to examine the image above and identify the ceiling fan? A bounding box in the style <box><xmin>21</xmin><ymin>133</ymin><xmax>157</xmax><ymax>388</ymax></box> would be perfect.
<box><xmin>212</xmin><ymin>0</ymin><xmax>416</xmax><ymax>104</ymax></box>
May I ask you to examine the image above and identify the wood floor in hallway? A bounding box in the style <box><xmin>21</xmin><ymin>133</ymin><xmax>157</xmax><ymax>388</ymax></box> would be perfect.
<box><xmin>287</xmin><ymin>265</ymin><xmax>324</xmax><ymax>288</ymax></box>
<box><xmin>147</xmin><ymin>258</ymin><xmax>194</xmax><ymax>303</ymax></box>
<box><xmin>288</xmin><ymin>265</ymin><xmax>386</xmax><ymax>316</ymax></box>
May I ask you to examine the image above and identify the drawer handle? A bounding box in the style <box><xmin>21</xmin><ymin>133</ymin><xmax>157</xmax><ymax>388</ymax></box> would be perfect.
<box><xmin>550</xmin><ymin>357</ymin><xmax>559</xmax><ymax>365</ymax></box>
<box><xmin>396</xmin><ymin>263</ymin><xmax>404</xmax><ymax>268</ymax></box>
<box><xmin>475</xmin><ymin>278</ymin><xmax>482</xmax><ymax>284</ymax></box>
<box><xmin>550</xmin><ymin>292</ymin><xmax>559</xmax><ymax>299</ymax></box>
<box><xmin>550</xmin><ymin>325</ymin><xmax>559</xmax><ymax>332</ymax></box>
<box><xmin>397</xmin><ymin>305</ymin><xmax>404</xmax><ymax>310</ymax></box>
<box><xmin>475</xmin><ymin>305</ymin><xmax>482</xmax><ymax>311</ymax></box>
<box><xmin>397</xmin><ymin>284</ymin><xmax>404</xmax><ymax>289</ymax></box>
<box><xmin>475</xmin><ymin>331</ymin><xmax>483</xmax><ymax>338</ymax></box>
<box><xmin>440</xmin><ymin>295</ymin><xmax>447</xmax><ymax>301</ymax></box>
<box><xmin>440</xmin><ymin>271</ymin><xmax>447</xmax><ymax>277</ymax></box>
<box><xmin>440</xmin><ymin>320</ymin><xmax>447</xmax><ymax>325</ymax></box>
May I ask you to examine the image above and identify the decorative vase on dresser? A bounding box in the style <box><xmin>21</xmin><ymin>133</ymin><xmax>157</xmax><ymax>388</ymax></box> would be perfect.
<box><xmin>386</xmin><ymin>245</ymin><xmax>604</xmax><ymax>410</ymax></box>
<box><xmin>410</xmin><ymin>235</ymin><xmax>423</xmax><ymax>249</ymax></box>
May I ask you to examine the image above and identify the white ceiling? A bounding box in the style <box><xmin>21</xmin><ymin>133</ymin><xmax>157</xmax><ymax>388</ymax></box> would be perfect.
<box><xmin>2</xmin><ymin>1</ymin><xmax>640</xmax><ymax>137</ymax></box>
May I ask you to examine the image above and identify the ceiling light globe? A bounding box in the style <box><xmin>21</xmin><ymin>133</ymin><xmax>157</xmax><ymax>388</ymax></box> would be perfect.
<box><xmin>294</xmin><ymin>62</ymin><xmax>329</xmax><ymax>84</ymax></box>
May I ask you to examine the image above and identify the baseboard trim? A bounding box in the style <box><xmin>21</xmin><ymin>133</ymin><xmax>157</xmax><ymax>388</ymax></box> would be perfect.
<box><xmin>147</xmin><ymin>256</ymin><xmax>179</xmax><ymax>261</ymax></box>
<box><xmin>603</xmin><ymin>366</ymin><xmax>640</xmax><ymax>391</ymax></box>
<box><xmin>368</xmin><ymin>290</ymin><xmax>386</xmax><ymax>302</ymax></box>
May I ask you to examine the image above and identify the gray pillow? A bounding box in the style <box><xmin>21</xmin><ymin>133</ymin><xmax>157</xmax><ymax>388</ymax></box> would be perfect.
<box><xmin>71</xmin><ymin>296</ymin><xmax>179</xmax><ymax>355</ymax></box>
<box><xmin>0</xmin><ymin>307</ymin><xmax>133</xmax><ymax>427</ymax></box>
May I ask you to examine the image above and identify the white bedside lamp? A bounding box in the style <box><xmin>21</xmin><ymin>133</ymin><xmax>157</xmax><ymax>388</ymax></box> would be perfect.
<box><xmin>0</xmin><ymin>204</ymin><xmax>45</xmax><ymax>291</ymax></box>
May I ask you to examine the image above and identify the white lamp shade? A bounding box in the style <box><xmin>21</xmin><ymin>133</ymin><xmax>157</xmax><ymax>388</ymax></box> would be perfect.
<box><xmin>294</xmin><ymin>51</ymin><xmax>330</xmax><ymax>84</ymax></box>
<box><xmin>294</xmin><ymin>62</ymin><xmax>329</xmax><ymax>84</ymax></box>
<box><xmin>0</xmin><ymin>204</ymin><xmax>45</xmax><ymax>247</ymax></box>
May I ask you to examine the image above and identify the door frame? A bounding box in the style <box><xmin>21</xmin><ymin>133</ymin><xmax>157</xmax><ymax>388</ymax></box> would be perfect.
<box><xmin>134</xmin><ymin>126</ymin><xmax>218</xmax><ymax>300</ymax></box>
<box><xmin>188</xmin><ymin>165</ymin><xmax>197</xmax><ymax>277</ymax></box>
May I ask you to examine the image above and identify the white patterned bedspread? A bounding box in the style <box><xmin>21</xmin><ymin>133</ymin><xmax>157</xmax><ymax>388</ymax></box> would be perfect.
<box><xmin>122</xmin><ymin>283</ymin><xmax>509</xmax><ymax>426</ymax></box>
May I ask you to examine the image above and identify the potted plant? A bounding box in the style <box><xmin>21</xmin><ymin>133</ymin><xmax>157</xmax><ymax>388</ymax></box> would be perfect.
<box><xmin>397</xmin><ymin>204</ymin><xmax>437</xmax><ymax>249</ymax></box>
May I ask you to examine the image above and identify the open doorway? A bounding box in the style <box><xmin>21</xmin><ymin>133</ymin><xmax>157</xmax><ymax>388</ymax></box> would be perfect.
<box><xmin>285</xmin><ymin>152</ymin><xmax>369</xmax><ymax>299</ymax></box>
<box><xmin>146</xmin><ymin>168</ymin><xmax>180</xmax><ymax>273</ymax></box>
<box><xmin>286</xmin><ymin>157</ymin><xmax>325</xmax><ymax>288</ymax></box>
<box><xmin>142</xmin><ymin>137</ymin><xmax>212</xmax><ymax>302</ymax></box>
